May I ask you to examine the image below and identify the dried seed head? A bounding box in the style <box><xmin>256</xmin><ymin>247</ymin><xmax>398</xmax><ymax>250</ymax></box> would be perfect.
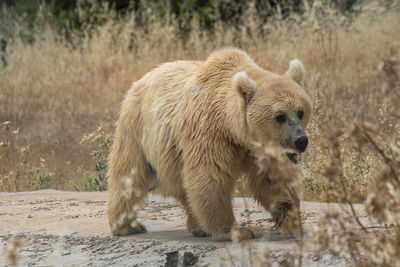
<box><xmin>312</xmin><ymin>1</ymin><xmax>322</xmax><ymax>9</ymax></box>
<box><xmin>321</xmin><ymin>162</ymin><xmax>339</xmax><ymax>183</ymax></box>
<box><xmin>4</xmin><ymin>237</ymin><xmax>23</xmax><ymax>265</ymax></box>
<box><xmin>3</xmin><ymin>121</ymin><xmax>10</xmax><ymax>130</ymax></box>
<box><xmin>0</xmin><ymin>142</ymin><xmax>8</xmax><ymax>147</ymax></box>
<box><xmin>373</xmin><ymin>164</ymin><xmax>392</xmax><ymax>183</ymax></box>
<box><xmin>378</xmin><ymin>56</ymin><xmax>399</xmax><ymax>94</ymax></box>
<box><xmin>231</xmin><ymin>227</ymin><xmax>241</xmax><ymax>243</ymax></box>
<box><xmin>255</xmin><ymin>143</ymin><xmax>287</xmax><ymax>167</ymax></box>
<box><xmin>365</xmin><ymin>191</ymin><xmax>388</xmax><ymax>222</ymax></box>
<box><xmin>327</xmin><ymin>129</ymin><xmax>345</xmax><ymax>154</ymax></box>
<box><xmin>345</xmin><ymin>121</ymin><xmax>377</xmax><ymax>149</ymax></box>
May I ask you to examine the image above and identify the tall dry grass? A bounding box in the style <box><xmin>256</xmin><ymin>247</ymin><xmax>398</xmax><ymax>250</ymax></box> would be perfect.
<box><xmin>224</xmin><ymin>120</ymin><xmax>400</xmax><ymax>266</ymax></box>
<box><xmin>0</xmin><ymin>1</ymin><xmax>399</xmax><ymax>194</ymax></box>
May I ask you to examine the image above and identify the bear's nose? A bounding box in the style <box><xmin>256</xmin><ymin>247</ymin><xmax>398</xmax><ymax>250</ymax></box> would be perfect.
<box><xmin>295</xmin><ymin>136</ymin><xmax>308</xmax><ymax>152</ymax></box>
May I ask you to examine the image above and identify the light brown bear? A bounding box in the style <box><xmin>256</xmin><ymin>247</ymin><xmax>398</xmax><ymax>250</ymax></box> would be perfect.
<box><xmin>106</xmin><ymin>48</ymin><xmax>312</xmax><ymax>241</ymax></box>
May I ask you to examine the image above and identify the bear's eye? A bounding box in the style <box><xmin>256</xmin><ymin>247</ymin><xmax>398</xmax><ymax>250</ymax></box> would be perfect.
<box><xmin>275</xmin><ymin>114</ymin><xmax>286</xmax><ymax>124</ymax></box>
<box><xmin>298</xmin><ymin>110</ymin><xmax>304</xmax><ymax>120</ymax></box>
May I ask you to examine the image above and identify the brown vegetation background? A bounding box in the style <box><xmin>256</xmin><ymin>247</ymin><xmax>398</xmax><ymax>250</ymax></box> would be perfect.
<box><xmin>0</xmin><ymin>1</ymin><xmax>399</xmax><ymax>200</ymax></box>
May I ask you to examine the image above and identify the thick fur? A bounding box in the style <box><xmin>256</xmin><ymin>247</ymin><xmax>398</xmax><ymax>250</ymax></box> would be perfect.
<box><xmin>106</xmin><ymin>48</ymin><xmax>312</xmax><ymax>241</ymax></box>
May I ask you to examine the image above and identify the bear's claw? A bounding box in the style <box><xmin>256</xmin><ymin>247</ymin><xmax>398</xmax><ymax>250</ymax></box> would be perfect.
<box><xmin>192</xmin><ymin>230</ymin><xmax>210</xmax><ymax>237</ymax></box>
<box><xmin>112</xmin><ymin>221</ymin><xmax>147</xmax><ymax>236</ymax></box>
<box><xmin>130</xmin><ymin>221</ymin><xmax>147</xmax><ymax>234</ymax></box>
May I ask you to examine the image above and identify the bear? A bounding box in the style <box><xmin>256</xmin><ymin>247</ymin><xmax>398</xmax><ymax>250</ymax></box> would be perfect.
<box><xmin>106</xmin><ymin>48</ymin><xmax>312</xmax><ymax>241</ymax></box>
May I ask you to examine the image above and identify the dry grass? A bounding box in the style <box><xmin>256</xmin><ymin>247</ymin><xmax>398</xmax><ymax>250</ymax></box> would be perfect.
<box><xmin>3</xmin><ymin>236</ymin><xmax>23</xmax><ymax>266</ymax></box>
<box><xmin>0</xmin><ymin>1</ymin><xmax>399</xmax><ymax>195</ymax></box>
<box><xmin>232</xmin><ymin>120</ymin><xmax>400</xmax><ymax>266</ymax></box>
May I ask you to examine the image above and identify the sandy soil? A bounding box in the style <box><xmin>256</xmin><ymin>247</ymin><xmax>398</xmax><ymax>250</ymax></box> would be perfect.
<box><xmin>0</xmin><ymin>190</ymin><xmax>368</xmax><ymax>266</ymax></box>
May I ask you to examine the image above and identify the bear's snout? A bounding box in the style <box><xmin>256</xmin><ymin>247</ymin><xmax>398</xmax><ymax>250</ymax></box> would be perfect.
<box><xmin>295</xmin><ymin>136</ymin><xmax>308</xmax><ymax>152</ymax></box>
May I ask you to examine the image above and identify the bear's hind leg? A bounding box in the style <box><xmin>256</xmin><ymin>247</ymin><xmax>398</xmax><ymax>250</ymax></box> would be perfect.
<box><xmin>106</xmin><ymin>150</ymin><xmax>155</xmax><ymax>236</ymax></box>
<box><xmin>106</xmin><ymin>170</ymin><xmax>150</xmax><ymax>236</ymax></box>
<box><xmin>247</xmin><ymin>172</ymin><xmax>300</xmax><ymax>232</ymax></box>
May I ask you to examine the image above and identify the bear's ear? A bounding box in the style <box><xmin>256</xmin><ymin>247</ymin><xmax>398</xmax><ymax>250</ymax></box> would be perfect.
<box><xmin>233</xmin><ymin>71</ymin><xmax>256</xmax><ymax>105</ymax></box>
<box><xmin>285</xmin><ymin>59</ymin><xmax>305</xmax><ymax>86</ymax></box>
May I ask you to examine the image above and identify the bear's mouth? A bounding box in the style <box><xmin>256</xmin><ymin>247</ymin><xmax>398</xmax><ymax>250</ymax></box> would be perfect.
<box><xmin>286</xmin><ymin>153</ymin><xmax>301</xmax><ymax>164</ymax></box>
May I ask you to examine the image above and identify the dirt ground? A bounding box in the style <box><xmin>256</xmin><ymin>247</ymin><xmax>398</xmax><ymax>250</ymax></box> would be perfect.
<box><xmin>0</xmin><ymin>190</ymin><xmax>368</xmax><ymax>266</ymax></box>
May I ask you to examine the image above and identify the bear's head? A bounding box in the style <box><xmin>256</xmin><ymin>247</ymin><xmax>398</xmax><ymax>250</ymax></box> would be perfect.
<box><xmin>233</xmin><ymin>59</ymin><xmax>312</xmax><ymax>163</ymax></box>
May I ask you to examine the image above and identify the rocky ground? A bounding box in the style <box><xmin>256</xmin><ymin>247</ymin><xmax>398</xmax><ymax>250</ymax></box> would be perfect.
<box><xmin>0</xmin><ymin>190</ymin><xmax>368</xmax><ymax>266</ymax></box>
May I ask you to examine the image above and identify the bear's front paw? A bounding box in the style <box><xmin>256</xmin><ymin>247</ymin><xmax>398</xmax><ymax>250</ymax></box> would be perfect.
<box><xmin>112</xmin><ymin>221</ymin><xmax>147</xmax><ymax>236</ymax></box>
<box><xmin>271</xmin><ymin>202</ymin><xmax>300</xmax><ymax>234</ymax></box>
